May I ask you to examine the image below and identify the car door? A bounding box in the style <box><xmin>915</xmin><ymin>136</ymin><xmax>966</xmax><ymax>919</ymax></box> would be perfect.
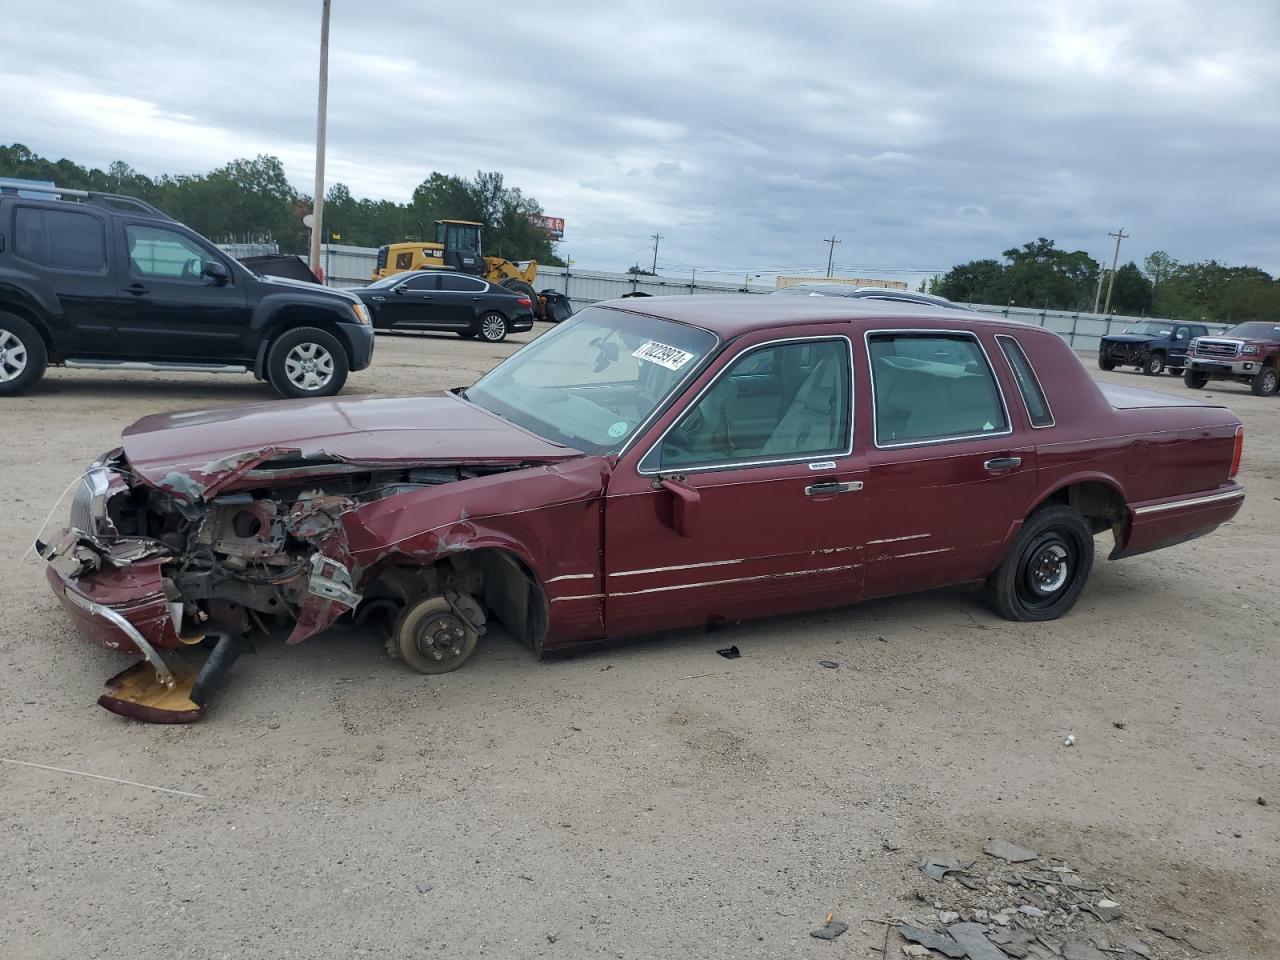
<box><xmin>603</xmin><ymin>328</ymin><xmax>868</xmax><ymax>638</ymax></box>
<box><xmin>114</xmin><ymin>221</ymin><xmax>249</xmax><ymax>359</ymax></box>
<box><xmin>373</xmin><ymin>272</ymin><xmax>441</xmax><ymax>329</ymax></box>
<box><xmin>435</xmin><ymin>274</ymin><xmax>489</xmax><ymax>330</ymax></box>
<box><xmin>857</xmin><ymin>328</ymin><xmax>1037</xmax><ymax>599</ymax></box>
<box><xmin>8</xmin><ymin>203</ymin><xmax>118</xmax><ymax>355</ymax></box>
<box><xmin>1169</xmin><ymin>325</ymin><xmax>1194</xmax><ymax>366</ymax></box>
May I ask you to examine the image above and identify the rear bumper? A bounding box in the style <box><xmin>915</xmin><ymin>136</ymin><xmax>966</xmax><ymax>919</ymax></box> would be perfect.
<box><xmin>46</xmin><ymin>558</ymin><xmax>181</xmax><ymax>655</ymax></box>
<box><xmin>1187</xmin><ymin>357</ymin><xmax>1255</xmax><ymax>377</ymax></box>
<box><xmin>511</xmin><ymin>314</ymin><xmax>535</xmax><ymax>332</ymax></box>
<box><xmin>338</xmin><ymin>321</ymin><xmax>376</xmax><ymax>371</ymax></box>
<box><xmin>1112</xmin><ymin>482</ymin><xmax>1245</xmax><ymax>560</ymax></box>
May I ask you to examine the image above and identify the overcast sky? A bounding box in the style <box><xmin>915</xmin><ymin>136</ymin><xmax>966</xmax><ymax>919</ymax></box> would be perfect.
<box><xmin>4</xmin><ymin>0</ymin><xmax>1277</xmax><ymax>282</ymax></box>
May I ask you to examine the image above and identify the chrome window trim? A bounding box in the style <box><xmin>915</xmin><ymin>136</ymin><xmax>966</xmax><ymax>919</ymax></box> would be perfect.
<box><xmin>994</xmin><ymin>333</ymin><xmax>1056</xmax><ymax>429</ymax></box>
<box><xmin>636</xmin><ymin>334</ymin><xmax>855</xmax><ymax>477</ymax></box>
<box><xmin>864</xmin><ymin>328</ymin><xmax>1014</xmax><ymax>449</ymax></box>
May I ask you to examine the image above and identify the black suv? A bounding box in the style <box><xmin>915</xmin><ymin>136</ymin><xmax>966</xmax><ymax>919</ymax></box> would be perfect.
<box><xmin>1097</xmin><ymin>321</ymin><xmax>1208</xmax><ymax>376</ymax></box>
<box><xmin>0</xmin><ymin>182</ymin><xmax>374</xmax><ymax>398</ymax></box>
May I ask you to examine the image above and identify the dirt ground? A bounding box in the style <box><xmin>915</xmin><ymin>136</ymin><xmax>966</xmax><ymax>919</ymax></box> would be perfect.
<box><xmin>1</xmin><ymin>324</ymin><xmax>1276</xmax><ymax>960</ymax></box>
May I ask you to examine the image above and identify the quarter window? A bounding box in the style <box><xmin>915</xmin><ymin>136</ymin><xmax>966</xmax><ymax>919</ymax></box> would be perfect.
<box><xmin>997</xmin><ymin>336</ymin><xmax>1053</xmax><ymax>427</ymax></box>
<box><xmin>646</xmin><ymin>338</ymin><xmax>851</xmax><ymax>470</ymax></box>
<box><xmin>13</xmin><ymin>207</ymin><xmax>107</xmax><ymax>272</ymax></box>
<box><xmin>125</xmin><ymin>224</ymin><xmax>216</xmax><ymax>280</ymax></box>
<box><xmin>868</xmin><ymin>333</ymin><xmax>1007</xmax><ymax>445</ymax></box>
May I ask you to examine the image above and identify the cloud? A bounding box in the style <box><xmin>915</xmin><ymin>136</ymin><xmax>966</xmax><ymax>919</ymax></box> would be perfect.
<box><xmin>3</xmin><ymin>0</ymin><xmax>1278</xmax><ymax>280</ymax></box>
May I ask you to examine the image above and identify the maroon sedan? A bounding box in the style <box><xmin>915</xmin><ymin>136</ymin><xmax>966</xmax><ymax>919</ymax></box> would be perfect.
<box><xmin>40</xmin><ymin>296</ymin><xmax>1245</xmax><ymax>721</ymax></box>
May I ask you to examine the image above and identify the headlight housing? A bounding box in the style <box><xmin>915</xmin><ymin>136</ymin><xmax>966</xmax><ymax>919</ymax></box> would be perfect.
<box><xmin>351</xmin><ymin>303</ymin><xmax>372</xmax><ymax>326</ymax></box>
<box><xmin>1242</xmin><ymin>344</ymin><xmax>1259</xmax><ymax>355</ymax></box>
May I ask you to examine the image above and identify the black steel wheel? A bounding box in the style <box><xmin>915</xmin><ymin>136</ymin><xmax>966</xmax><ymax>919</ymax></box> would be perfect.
<box><xmin>986</xmin><ymin>505</ymin><xmax>1094</xmax><ymax>622</ymax></box>
<box><xmin>1183</xmin><ymin>368</ymin><xmax>1209</xmax><ymax>389</ymax></box>
<box><xmin>389</xmin><ymin>595</ymin><xmax>478</xmax><ymax>675</ymax></box>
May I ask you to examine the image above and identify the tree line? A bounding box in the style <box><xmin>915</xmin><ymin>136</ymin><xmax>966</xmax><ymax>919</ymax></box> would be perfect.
<box><xmin>928</xmin><ymin>237</ymin><xmax>1280</xmax><ymax>322</ymax></box>
<box><xmin>0</xmin><ymin>143</ymin><xmax>564</xmax><ymax>265</ymax></box>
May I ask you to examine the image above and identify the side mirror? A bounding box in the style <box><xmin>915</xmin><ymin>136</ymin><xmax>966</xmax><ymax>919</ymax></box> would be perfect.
<box><xmin>660</xmin><ymin>477</ymin><xmax>701</xmax><ymax>537</ymax></box>
<box><xmin>394</xmin><ymin>285</ymin><xmax>407</xmax><ymax>295</ymax></box>
<box><xmin>203</xmin><ymin>261</ymin><xmax>230</xmax><ymax>285</ymax></box>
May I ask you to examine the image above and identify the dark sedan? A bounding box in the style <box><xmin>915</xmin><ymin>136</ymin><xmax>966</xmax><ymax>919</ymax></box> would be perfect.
<box><xmin>352</xmin><ymin>270</ymin><xmax>535</xmax><ymax>342</ymax></box>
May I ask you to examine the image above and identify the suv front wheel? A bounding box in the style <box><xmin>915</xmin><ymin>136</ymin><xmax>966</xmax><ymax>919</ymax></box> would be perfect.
<box><xmin>0</xmin><ymin>313</ymin><xmax>49</xmax><ymax>397</ymax></box>
<box><xmin>267</xmin><ymin>326</ymin><xmax>349</xmax><ymax>398</ymax></box>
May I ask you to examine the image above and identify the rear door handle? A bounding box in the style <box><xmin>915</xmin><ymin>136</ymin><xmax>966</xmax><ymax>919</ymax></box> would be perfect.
<box><xmin>984</xmin><ymin>456</ymin><xmax>1022</xmax><ymax>472</ymax></box>
<box><xmin>126</xmin><ymin>283</ymin><xmax>149</xmax><ymax>296</ymax></box>
<box><xmin>805</xmin><ymin>481</ymin><xmax>863</xmax><ymax>496</ymax></box>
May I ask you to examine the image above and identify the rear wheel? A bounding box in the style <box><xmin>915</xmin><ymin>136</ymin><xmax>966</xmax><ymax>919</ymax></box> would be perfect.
<box><xmin>1142</xmin><ymin>352</ymin><xmax>1166</xmax><ymax>376</ymax></box>
<box><xmin>986</xmin><ymin>505</ymin><xmax>1094</xmax><ymax>622</ymax></box>
<box><xmin>1097</xmin><ymin>355</ymin><xmax>1116</xmax><ymax>371</ymax></box>
<box><xmin>389</xmin><ymin>595</ymin><xmax>479</xmax><ymax>675</ymax></box>
<box><xmin>1251</xmin><ymin>366</ymin><xmax>1278</xmax><ymax>396</ymax></box>
<box><xmin>1183</xmin><ymin>368</ymin><xmax>1209</xmax><ymax>389</ymax></box>
<box><xmin>478</xmin><ymin>312</ymin><xmax>508</xmax><ymax>343</ymax></box>
<box><xmin>267</xmin><ymin>326</ymin><xmax>349</xmax><ymax>398</ymax></box>
<box><xmin>0</xmin><ymin>313</ymin><xmax>48</xmax><ymax>397</ymax></box>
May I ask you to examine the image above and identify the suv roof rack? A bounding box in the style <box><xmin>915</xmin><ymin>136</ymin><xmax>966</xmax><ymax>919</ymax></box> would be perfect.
<box><xmin>0</xmin><ymin>179</ymin><xmax>171</xmax><ymax>219</ymax></box>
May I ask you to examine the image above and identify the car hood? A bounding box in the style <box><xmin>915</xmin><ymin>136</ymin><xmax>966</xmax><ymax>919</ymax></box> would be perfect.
<box><xmin>257</xmin><ymin>273</ymin><xmax>361</xmax><ymax>303</ymax></box>
<box><xmin>121</xmin><ymin>393</ymin><xmax>581</xmax><ymax>500</ymax></box>
<box><xmin>1100</xmin><ymin>334</ymin><xmax>1157</xmax><ymax>345</ymax></box>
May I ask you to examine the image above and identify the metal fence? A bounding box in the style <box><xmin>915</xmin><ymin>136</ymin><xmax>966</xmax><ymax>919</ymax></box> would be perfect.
<box><xmin>296</xmin><ymin>243</ymin><xmax>1228</xmax><ymax>352</ymax></box>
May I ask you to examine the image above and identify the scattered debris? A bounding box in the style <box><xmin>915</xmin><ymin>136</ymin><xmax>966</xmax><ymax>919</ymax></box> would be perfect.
<box><xmin>1061</xmin><ymin>943</ymin><xmax>1107</xmax><ymax>960</ymax></box>
<box><xmin>882</xmin><ymin>840</ymin><xmax>902</xmax><ymax>852</ymax></box>
<box><xmin>1017</xmin><ymin>905</ymin><xmax>1045</xmax><ymax>918</ymax></box>
<box><xmin>715</xmin><ymin>645</ymin><xmax>740</xmax><ymax>659</ymax></box>
<box><xmin>1063</xmin><ymin>734</ymin><xmax>1077</xmax><ymax>746</ymax></box>
<box><xmin>897</xmin><ymin>924</ymin><xmax>965</xmax><ymax>958</ymax></box>
<box><xmin>984</xmin><ymin>839</ymin><xmax>1038</xmax><ymax>863</ymax></box>
<box><xmin>809</xmin><ymin>919</ymin><xmax>848</xmax><ymax>940</ymax></box>
<box><xmin>416</xmin><ymin>882</ymin><xmax>433</xmax><ymax>894</ymax></box>
<box><xmin>947</xmin><ymin>922</ymin><xmax>1008</xmax><ymax>960</ymax></box>
<box><xmin>937</xmin><ymin>911</ymin><xmax>960</xmax><ymax>924</ymax></box>
<box><xmin>1112</xmin><ymin>720</ymin><xmax>1126</xmax><ymax>729</ymax></box>
<box><xmin>818</xmin><ymin>660</ymin><xmax>839</xmax><ymax>669</ymax></box>
<box><xmin>920</xmin><ymin>855</ymin><xmax>976</xmax><ymax>882</ymax></box>
<box><xmin>1257</xmin><ymin>797</ymin><xmax>1268</xmax><ymax>806</ymax></box>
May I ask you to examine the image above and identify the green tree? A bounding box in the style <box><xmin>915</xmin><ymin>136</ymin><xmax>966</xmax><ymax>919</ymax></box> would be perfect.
<box><xmin>1106</xmin><ymin>261</ymin><xmax>1153</xmax><ymax>314</ymax></box>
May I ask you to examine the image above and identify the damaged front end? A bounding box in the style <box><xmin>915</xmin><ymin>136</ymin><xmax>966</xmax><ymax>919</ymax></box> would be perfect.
<box><xmin>39</xmin><ymin>449</ymin><xmax>533</xmax><ymax>723</ymax></box>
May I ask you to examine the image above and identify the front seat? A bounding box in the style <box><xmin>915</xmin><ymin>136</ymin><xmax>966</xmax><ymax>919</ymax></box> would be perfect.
<box><xmin>761</xmin><ymin>355</ymin><xmax>844</xmax><ymax>456</ymax></box>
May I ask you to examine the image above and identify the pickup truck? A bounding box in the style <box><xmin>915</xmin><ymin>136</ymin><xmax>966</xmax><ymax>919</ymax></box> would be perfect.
<box><xmin>1183</xmin><ymin>321</ymin><xmax>1280</xmax><ymax>396</ymax></box>
<box><xmin>0</xmin><ymin>182</ymin><xmax>374</xmax><ymax>398</ymax></box>
<box><xmin>39</xmin><ymin>297</ymin><xmax>1245</xmax><ymax>722</ymax></box>
<box><xmin>1097</xmin><ymin>321</ymin><xmax>1208</xmax><ymax>376</ymax></box>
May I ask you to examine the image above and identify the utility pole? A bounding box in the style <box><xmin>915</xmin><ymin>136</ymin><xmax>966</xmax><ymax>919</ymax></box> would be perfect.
<box><xmin>1092</xmin><ymin>268</ymin><xmax>1106</xmax><ymax>315</ymax></box>
<box><xmin>823</xmin><ymin>235</ymin><xmax>840</xmax><ymax>278</ymax></box>
<box><xmin>650</xmin><ymin>233</ymin><xmax>663</xmax><ymax>274</ymax></box>
<box><xmin>1102</xmin><ymin>227</ymin><xmax>1128</xmax><ymax>315</ymax></box>
<box><xmin>308</xmin><ymin>0</ymin><xmax>331</xmax><ymax>283</ymax></box>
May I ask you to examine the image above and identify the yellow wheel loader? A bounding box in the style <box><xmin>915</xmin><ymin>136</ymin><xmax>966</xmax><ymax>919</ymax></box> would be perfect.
<box><xmin>373</xmin><ymin>220</ymin><xmax>551</xmax><ymax>319</ymax></box>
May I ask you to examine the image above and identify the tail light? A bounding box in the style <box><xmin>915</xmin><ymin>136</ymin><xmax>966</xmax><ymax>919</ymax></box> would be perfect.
<box><xmin>1230</xmin><ymin>424</ymin><xmax>1244</xmax><ymax>478</ymax></box>
<box><xmin>517</xmin><ymin>297</ymin><xmax>532</xmax><ymax>307</ymax></box>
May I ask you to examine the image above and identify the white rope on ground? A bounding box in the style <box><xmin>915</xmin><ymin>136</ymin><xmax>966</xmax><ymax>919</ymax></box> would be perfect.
<box><xmin>0</xmin><ymin>757</ymin><xmax>208</xmax><ymax>800</ymax></box>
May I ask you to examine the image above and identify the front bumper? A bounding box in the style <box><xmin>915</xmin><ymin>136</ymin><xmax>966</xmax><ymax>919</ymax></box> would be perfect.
<box><xmin>1187</xmin><ymin>357</ymin><xmax>1257</xmax><ymax>377</ymax></box>
<box><xmin>338</xmin><ymin>320</ymin><xmax>376</xmax><ymax>371</ymax></box>
<box><xmin>46</xmin><ymin>556</ymin><xmax>181</xmax><ymax>655</ymax></box>
<box><xmin>1100</xmin><ymin>343</ymin><xmax>1149</xmax><ymax>364</ymax></box>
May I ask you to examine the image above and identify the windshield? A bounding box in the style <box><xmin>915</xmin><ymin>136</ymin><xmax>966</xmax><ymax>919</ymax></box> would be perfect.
<box><xmin>1224</xmin><ymin>321</ymin><xmax>1280</xmax><ymax>342</ymax></box>
<box><xmin>465</xmin><ymin>306</ymin><xmax>718</xmax><ymax>454</ymax></box>
<box><xmin>1124</xmin><ymin>322</ymin><xmax>1174</xmax><ymax>337</ymax></box>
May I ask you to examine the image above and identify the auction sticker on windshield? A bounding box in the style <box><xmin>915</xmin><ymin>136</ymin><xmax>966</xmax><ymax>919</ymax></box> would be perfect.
<box><xmin>633</xmin><ymin>340</ymin><xmax>695</xmax><ymax>370</ymax></box>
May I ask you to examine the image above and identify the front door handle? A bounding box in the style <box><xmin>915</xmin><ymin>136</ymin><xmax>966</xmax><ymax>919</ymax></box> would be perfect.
<box><xmin>126</xmin><ymin>283</ymin><xmax>149</xmax><ymax>296</ymax></box>
<box><xmin>805</xmin><ymin>481</ymin><xmax>863</xmax><ymax>496</ymax></box>
<box><xmin>984</xmin><ymin>456</ymin><xmax>1022</xmax><ymax>472</ymax></box>
<box><xmin>370</xmin><ymin>295</ymin><xmax>386</xmax><ymax>302</ymax></box>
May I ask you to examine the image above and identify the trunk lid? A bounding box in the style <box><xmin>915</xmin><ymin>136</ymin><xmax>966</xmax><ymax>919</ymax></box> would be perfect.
<box><xmin>1098</xmin><ymin>383</ymin><xmax>1223</xmax><ymax>409</ymax></box>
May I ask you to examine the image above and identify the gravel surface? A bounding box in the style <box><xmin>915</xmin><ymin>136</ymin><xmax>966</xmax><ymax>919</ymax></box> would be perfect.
<box><xmin>1</xmin><ymin>325</ymin><xmax>1276</xmax><ymax>959</ymax></box>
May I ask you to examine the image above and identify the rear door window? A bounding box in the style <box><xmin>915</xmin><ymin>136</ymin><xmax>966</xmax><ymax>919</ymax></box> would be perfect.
<box><xmin>13</xmin><ymin>207</ymin><xmax>107</xmax><ymax>272</ymax></box>
<box><xmin>438</xmin><ymin>274</ymin><xmax>485</xmax><ymax>292</ymax></box>
<box><xmin>996</xmin><ymin>335</ymin><xmax>1054</xmax><ymax>427</ymax></box>
<box><xmin>868</xmin><ymin>332</ymin><xmax>1008</xmax><ymax>446</ymax></box>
